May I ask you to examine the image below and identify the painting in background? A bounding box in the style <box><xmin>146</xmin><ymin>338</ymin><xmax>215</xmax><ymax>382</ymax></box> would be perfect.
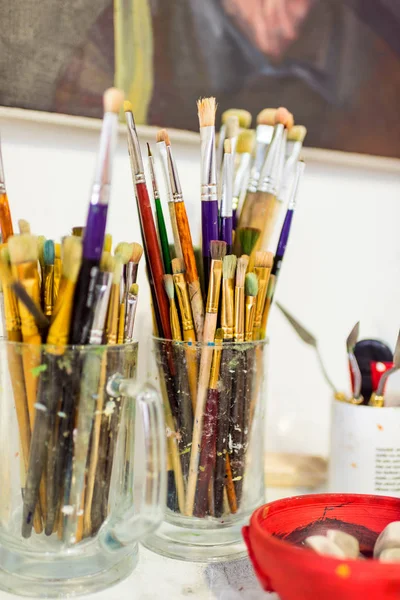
<box><xmin>1</xmin><ymin>0</ymin><xmax>400</xmax><ymax>158</ymax></box>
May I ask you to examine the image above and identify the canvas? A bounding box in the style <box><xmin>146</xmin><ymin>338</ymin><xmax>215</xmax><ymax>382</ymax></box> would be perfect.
<box><xmin>1</xmin><ymin>0</ymin><xmax>399</xmax><ymax>158</ymax></box>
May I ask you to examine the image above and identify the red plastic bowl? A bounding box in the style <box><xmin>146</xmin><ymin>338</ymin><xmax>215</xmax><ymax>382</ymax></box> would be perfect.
<box><xmin>243</xmin><ymin>494</ymin><xmax>400</xmax><ymax>600</ymax></box>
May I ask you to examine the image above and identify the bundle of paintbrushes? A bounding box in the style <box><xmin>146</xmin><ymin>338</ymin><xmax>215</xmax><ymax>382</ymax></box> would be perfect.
<box><xmin>0</xmin><ymin>88</ymin><xmax>145</xmax><ymax>542</ymax></box>
<box><xmin>124</xmin><ymin>98</ymin><xmax>306</xmax><ymax>518</ymax></box>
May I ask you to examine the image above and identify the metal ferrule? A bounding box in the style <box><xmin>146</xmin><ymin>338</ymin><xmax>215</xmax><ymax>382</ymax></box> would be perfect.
<box><xmin>209</xmin><ymin>339</ymin><xmax>223</xmax><ymax>389</ymax></box>
<box><xmin>245</xmin><ymin>296</ymin><xmax>257</xmax><ymax>341</ymax></box>
<box><xmin>247</xmin><ymin>124</ymin><xmax>274</xmax><ymax>193</ymax></box>
<box><xmin>279</xmin><ymin>137</ymin><xmax>302</xmax><ymax>203</ymax></box>
<box><xmin>206</xmin><ymin>260</ymin><xmax>222</xmax><ymax>313</ymax></box>
<box><xmin>166</xmin><ymin>146</ymin><xmax>183</xmax><ymax>202</ymax></box>
<box><xmin>44</xmin><ymin>265</ymin><xmax>54</xmax><ymax>317</ymax></box>
<box><xmin>258</xmin><ymin>124</ymin><xmax>285</xmax><ymax>195</ymax></box>
<box><xmin>216</xmin><ymin>123</ymin><xmax>226</xmax><ymax>174</ymax></box>
<box><xmin>157</xmin><ymin>141</ymin><xmax>174</xmax><ymax>203</ymax></box>
<box><xmin>89</xmin><ymin>272</ymin><xmax>112</xmax><ymax>345</ymax></box>
<box><xmin>124</xmin><ymin>291</ymin><xmax>138</xmax><ymax>343</ymax></box>
<box><xmin>220</xmin><ymin>152</ymin><xmax>234</xmax><ymax>218</ymax></box>
<box><xmin>125</xmin><ymin>111</ymin><xmax>145</xmax><ymax>183</ymax></box>
<box><xmin>200</xmin><ymin>125</ymin><xmax>217</xmax><ymax>201</ymax></box>
<box><xmin>287</xmin><ymin>161</ymin><xmax>306</xmax><ymax>210</ymax></box>
<box><xmin>233</xmin><ymin>153</ymin><xmax>251</xmax><ymax>206</ymax></box>
<box><xmin>91</xmin><ymin>112</ymin><xmax>118</xmax><ymax>205</ymax></box>
<box><xmin>221</xmin><ymin>279</ymin><xmax>234</xmax><ymax>338</ymax></box>
<box><xmin>234</xmin><ymin>287</ymin><xmax>245</xmax><ymax>342</ymax></box>
<box><xmin>173</xmin><ymin>274</ymin><xmax>194</xmax><ymax>331</ymax></box>
<box><xmin>148</xmin><ymin>153</ymin><xmax>160</xmax><ymax>200</ymax></box>
<box><xmin>253</xmin><ymin>268</ymin><xmax>268</xmax><ymax>328</ymax></box>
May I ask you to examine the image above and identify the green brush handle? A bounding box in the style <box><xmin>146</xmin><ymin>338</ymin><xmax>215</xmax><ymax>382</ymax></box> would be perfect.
<box><xmin>155</xmin><ymin>197</ymin><xmax>172</xmax><ymax>274</ymax></box>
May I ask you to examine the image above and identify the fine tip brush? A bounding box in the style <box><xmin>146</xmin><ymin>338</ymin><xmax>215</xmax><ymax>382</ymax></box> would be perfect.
<box><xmin>198</xmin><ymin>97</ymin><xmax>218</xmax><ymax>294</ymax></box>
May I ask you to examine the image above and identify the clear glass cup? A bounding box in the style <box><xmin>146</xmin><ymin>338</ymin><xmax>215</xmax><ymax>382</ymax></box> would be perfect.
<box><xmin>143</xmin><ymin>336</ymin><xmax>268</xmax><ymax>562</ymax></box>
<box><xmin>0</xmin><ymin>340</ymin><xmax>165</xmax><ymax>597</ymax></box>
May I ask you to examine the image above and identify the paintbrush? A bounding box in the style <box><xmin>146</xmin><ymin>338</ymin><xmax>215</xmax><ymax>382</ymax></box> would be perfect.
<box><xmin>217</xmin><ymin>115</ymin><xmax>238</xmax><ymax>201</ymax></box>
<box><xmin>0</xmin><ymin>138</ymin><xmax>14</xmax><ymax>242</ymax></box>
<box><xmin>18</xmin><ymin>220</ymin><xmax>31</xmax><ymax>235</ymax></box>
<box><xmin>243</xmin><ymin>108</ymin><xmax>277</xmax><ymax>198</ymax></box>
<box><xmin>114</xmin><ymin>242</ymin><xmax>133</xmax><ymax>344</ymax></box>
<box><xmin>214</xmin><ymin>255</ymin><xmax>237</xmax><ymax>516</ymax></box>
<box><xmin>163</xmin><ymin>275</ymin><xmax>182</xmax><ymax>341</ymax></box>
<box><xmin>346</xmin><ymin>321</ymin><xmax>363</xmax><ymax>404</ymax></box>
<box><xmin>124</xmin><ymin>283</ymin><xmax>139</xmax><ymax>343</ymax></box>
<box><xmin>171</xmin><ymin>258</ymin><xmax>198</xmax><ymax>408</ymax></box>
<box><xmin>156</xmin><ymin>131</ymin><xmax>183</xmax><ymax>262</ymax></box>
<box><xmin>219</xmin><ymin>140</ymin><xmax>234</xmax><ymax>254</ymax></box>
<box><xmin>198</xmin><ymin>97</ymin><xmax>219</xmax><ymax>293</ymax></box>
<box><xmin>124</xmin><ymin>104</ymin><xmax>171</xmax><ymax>340</ymax></box>
<box><xmin>217</xmin><ymin>109</ymin><xmax>252</xmax><ymax>174</ymax></box>
<box><xmin>275</xmin><ymin>302</ymin><xmax>343</xmax><ymax>398</ymax></box>
<box><xmin>234</xmin><ymin>255</ymin><xmax>249</xmax><ymax>343</ymax></box>
<box><xmin>186</xmin><ymin>240</ymin><xmax>226</xmax><ymax>516</ymax></box>
<box><xmin>233</xmin><ymin>130</ymin><xmax>256</xmax><ymax>229</ymax></box>
<box><xmin>43</xmin><ymin>240</ymin><xmax>54</xmax><ymax>318</ymax></box>
<box><xmin>160</xmin><ymin>129</ymin><xmax>204</xmax><ymax>341</ymax></box>
<box><xmin>370</xmin><ymin>331</ymin><xmax>400</xmax><ymax>407</ymax></box>
<box><xmin>194</xmin><ymin>328</ymin><xmax>223</xmax><ymax>518</ymax></box>
<box><xmin>147</xmin><ymin>143</ymin><xmax>172</xmax><ymax>274</ymax></box>
<box><xmin>70</xmin><ymin>88</ymin><xmax>123</xmax><ymax>345</ymax></box>
<box><xmin>53</xmin><ymin>242</ymin><xmax>61</xmax><ymax>306</ymax></box>
<box><xmin>253</xmin><ymin>251</ymin><xmax>273</xmax><ymax>340</ymax></box>
<box><xmin>23</xmin><ymin>237</ymin><xmax>82</xmax><ymax>538</ymax></box>
<box><xmin>238</xmin><ymin>227</ymin><xmax>261</xmax><ymax>263</ymax></box>
<box><xmin>124</xmin><ymin>242</ymin><xmax>143</xmax><ymax>325</ymax></box>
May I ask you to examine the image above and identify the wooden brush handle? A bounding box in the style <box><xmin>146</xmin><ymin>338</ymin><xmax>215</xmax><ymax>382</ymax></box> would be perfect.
<box><xmin>188</xmin><ymin>279</ymin><xmax>204</xmax><ymax>342</ymax></box>
<box><xmin>194</xmin><ymin>388</ymin><xmax>218</xmax><ymax>518</ymax></box>
<box><xmin>175</xmin><ymin>201</ymin><xmax>198</xmax><ymax>282</ymax></box>
<box><xmin>214</xmin><ymin>347</ymin><xmax>233</xmax><ymax>517</ymax></box>
<box><xmin>168</xmin><ymin>202</ymin><xmax>183</xmax><ymax>261</ymax></box>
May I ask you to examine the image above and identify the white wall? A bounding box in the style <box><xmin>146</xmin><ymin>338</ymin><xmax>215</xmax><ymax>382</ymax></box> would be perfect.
<box><xmin>1</xmin><ymin>109</ymin><xmax>400</xmax><ymax>458</ymax></box>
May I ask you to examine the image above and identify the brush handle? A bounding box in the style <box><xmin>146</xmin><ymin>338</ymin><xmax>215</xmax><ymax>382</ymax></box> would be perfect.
<box><xmin>201</xmin><ymin>200</ymin><xmax>219</xmax><ymax>292</ymax></box>
<box><xmin>136</xmin><ymin>182</ymin><xmax>171</xmax><ymax>339</ymax></box>
<box><xmin>69</xmin><ymin>259</ymin><xmax>99</xmax><ymax>345</ymax></box>
<box><xmin>175</xmin><ymin>201</ymin><xmax>198</xmax><ymax>283</ymax></box>
<box><xmin>230</xmin><ymin>350</ymin><xmax>246</xmax><ymax>504</ymax></box>
<box><xmin>219</xmin><ymin>216</ymin><xmax>232</xmax><ymax>254</ymax></box>
<box><xmin>194</xmin><ymin>388</ymin><xmax>219</xmax><ymax>518</ymax></box>
<box><xmin>168</xmin><ymin>203</ymin><xmax>183</xmax><ymax>261</ymax></box>
<box><xmin>214</xmin><ymin>345</ymin><xmax>233</xmax><ymax>517</ymax></box>
<box><xmin>272</xmin><ymin>209</ymin><xmax>294</xmax><ymax>278</ymax></box>
<box><xmin>155</xmin><ymin>197</ymin><xmax>172</xmax><ymax>274</ymax></box>
<box><xmin>0</xmin><ymin>191</ymin><xmax>13</xmax><ymax>241</ymax></box>
<box><xmin>83</xmin><ymin>203</ymin><xmax>108</xmax><ymax>261</ymax></box>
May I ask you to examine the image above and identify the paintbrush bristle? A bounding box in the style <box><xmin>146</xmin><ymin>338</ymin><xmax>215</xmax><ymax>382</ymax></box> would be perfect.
<box><xmin>275</xmin><ymin>107</ymin><xmax>292</xmax><ymax>128</ymax></box>
<box><xmin>123</xmin><ymin>100</ymin><xmax>133</xmax><ymax>113</ymax></box>
<box><xmin>72</xmin><ymin>226</ymin><xmax>84</xmax><ymax>237</ymax></box>
<box><xmin>236</xmin><ymin>255</ymin><xmax>249</xmax><ymax>287</ymax></box>
<box><xmin>100</xmin><ymin>251</ymin><xmax>114</xmax><ymax>273</ymax></box>
<box><xmin>131</xmin><ymin>242</ymin><xmax>144</xmax><ymax>264</ymax></box>
<box><xmin>103</xmin><ymin>233</ymin><xmax>112</xmax><ymax>253</ymax></box>
<box><xmin>147</xmin><ymin>142</ymin><xmax>152</xmax><ymax>157</ymax></box>
<box><xmin>163</xmin><ymin>274</ymin><xmax>175</xmax><ymax>300</ymax></box>
<box><xmin>130</xmin><ymin>283</ymin><xmax>139</xmax><ymax>295</ymax></box>
<box><xmin>156</xmin><ymin>129</ymin><xmax>170</xmax><ymax>145</ymax></box>
<box><xmin>224</xmin><ymin>139</ymin><xmax>232</xmax><ymax>154</ymax></box>
<box><xmin>287</xmin><ymin>125</ymin><xmax>307</xmax><ymax>143</ymax></box>
<box><xmin>223</xmin><ymin>255</ymin><xmax>237</xmax><ymax>280</ymax></box>
<box><xmin>62</xmin><ymin>236</ymin><xmax>82</xmax><ymax>283</ymax></box>
<box><xmin>103</xmin><ymin>87</ymin><xmax>124</xmax><ymax>114</ymax></box>
<box><xmin>255</xmin><ymin>251</ymin><xmax>274</xmax><ymax>269</ymax></box>
<box><xmin>8</xmin><ymin>234</ymin><xmax>38</xmax><ymax>264</ymax></box>
<box><xmin>215</xmin><ymin>328</ymin><xmax>224</xmax><ymax>342</ymax></box>
<box><xmin>197</xmin><ymin>97</ymin><xmax>217</xmax><ymax>128</ymax></box>
<box><xmin>239</xmin><ymin>227</ymin><xmax>261</xmax><ymax>256</ymax></box>
<box><xmin>115</xmin><ymin>242</ymin><xmax>134</xmax><ymax>264</ymax></box>
<box><xmin>43</xmin><ymin>240</ymin><xmax>55</xmax><ymax>266</ymax></box>
<box><xmin>37</xmin><ymin>235</ymin><xmax>46</xmax><ymax>264</ymax></box>
<box><xmin>54</xmin><ymin>242</ymin><xmax>61</xmax><ymax>259</ymax></box>
<box><xmin>210</xmin><ymin>240</ymin><xmax>227</xmax><ymax>262</ymax></box>
<box><xmin>257</xmin><ymin>108</ymin><xmax>277</xmax><ymax>126</ymax></box>
<box><xmin>113</xmin><ymin>255</ymin><xmax>124</xmax><ymax>285</ymax></box>
<box><xmin>222</xmin><ymin>109</ymin><xmax>252</xmax><ymax>129</ymax></box>
<box><xmin>245</xmin><ymin>272</ymin><xmax>258</xmax><ymax>297</ymax></box>
<box><xmin>18</xmin><ymin>219</ymin><xmax>31</xmax><ymax>235</ymax></box>
<box><xmin>236</xmin><ymin>130</ymin><xmax>255</xmax><ymax>154</ymax></box>
<box><xmin>225</xmin><ymin>115</ymin><xmax>239</xmax><ymax>140</ymax></box>
<box><xmin>171</xmin><ymin>257</ymin><xmax>185</xmax><ymax>275</ymax></box>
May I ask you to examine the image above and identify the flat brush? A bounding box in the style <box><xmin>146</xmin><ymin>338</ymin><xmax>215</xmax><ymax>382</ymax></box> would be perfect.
<box><xmin>219</xmin><ymin>140</ymin><xmax>234</xmax><ymax>254</ymax></box>
<box><xmin>0</xmin><ymin>138</ymin><xmax>14</xmax><ymax>242</ymax></box>
<box><xmin>198</xmin><ymin>98</ymin><xmax>218</xmax><ymax>293</ymax></box>
<box><xmin>156</xmin><ymin>132</ymin><xmax>183</xmax><ymax>262</ymax></box>
<box><xmin>161</xmin><ymin>129</ymin><xmax>204</xmax><ymax>341</ymax></box>
<box><xmin>194</xmin><ymin>328</ymin><xmax>223</xmax><ymax>518</ymax></box>
<box><xmin>253</xmin><ymin>251</ymin><xmax>273</xmax><ymax>340</ymax></box>
<box><xmin>186</xmin><ymin>240</ymin><xmax>226</xmax><ymax>516</ymax></box>
<box><xmin>234</xmin><ymin>255</ymin><xmax>249</xmax><ymax>343</ymax></box>
<box><xmin>147</xmin><ymin>143</ymin><xmax>172</xmax><ymax>274</ymax></box>
<box><xmin>125</xmin><ymin>103</ymin><xmax>171</xmax><ymax>339</ymax></box>
<box><xmin>70</xmin><ymin>87</ymin><xmax>123</xmax><ymax>345</ymax></box>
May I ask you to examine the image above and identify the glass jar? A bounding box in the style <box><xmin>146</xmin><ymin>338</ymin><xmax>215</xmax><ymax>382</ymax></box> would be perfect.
<box><xmin>0</xmin><ymin>340</ymin><xmax>165</xmax><ymax>597</ymax></box>
<box><xmin>143</xmin><ymin>336</ymin><xmax>268</xmax><ymax>562</ymax></box>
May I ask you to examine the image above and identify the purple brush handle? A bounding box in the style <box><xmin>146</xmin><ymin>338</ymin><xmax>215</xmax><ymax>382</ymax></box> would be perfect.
<box><xmin>232</xmin><ymin>209</ymin><xmax>237</xmax><ymax>231</ymax></box>
<box><xmin>83</xmin><ymin>204</ymin><xmax>108</xmax><ymax>261</ymax></box>
<box><xmin>202</xmin><ymin>201</ymin><xmax>219</xmax><ymax>258</ymax></box>
<box><xmin>220</xmin><ymin>216</ymin><xmax>233</xmax><ymax>254</ymax></box>
<box><xmin>272</xmin><ymin>209</ymin><xmax>294</xmax><ymax>277</ymax></box>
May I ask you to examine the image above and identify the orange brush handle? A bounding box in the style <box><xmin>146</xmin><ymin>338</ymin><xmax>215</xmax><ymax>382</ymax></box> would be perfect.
<box><xmin>0</xmin><ymin>192</ymin><xmax>14</xmax><ymax>242</ymax></box>
<box><xmin>175</xmin><ymin>202</ymin><xmax>198</xmax><ymax>283</ymax></box>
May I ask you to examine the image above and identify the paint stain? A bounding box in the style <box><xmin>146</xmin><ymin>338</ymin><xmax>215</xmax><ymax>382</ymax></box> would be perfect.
<box><xmin>377</xmin><ymin>424</ymin><xmax>383</xmax><ymax>431</ymax></box>
<box><xmin>351</xmin><ymin>462</ymin><xmax>357</xmax><ymax>468</ymax></box>
<box><xmin>335</xmin><ymin>564</ymin><xmax>351</xmax><ymax>579</ymax></box>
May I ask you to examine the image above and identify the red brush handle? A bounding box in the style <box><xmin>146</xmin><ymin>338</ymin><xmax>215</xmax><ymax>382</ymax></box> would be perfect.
<box><xmin>194</xmin><ymin>388</ymin><xmax>219</xmax><ymax>518</ymax></box>
<box><xmin>136</xmin><ymin>182</ymin><xmax>171</xmax><ymax>339</ymax></box>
